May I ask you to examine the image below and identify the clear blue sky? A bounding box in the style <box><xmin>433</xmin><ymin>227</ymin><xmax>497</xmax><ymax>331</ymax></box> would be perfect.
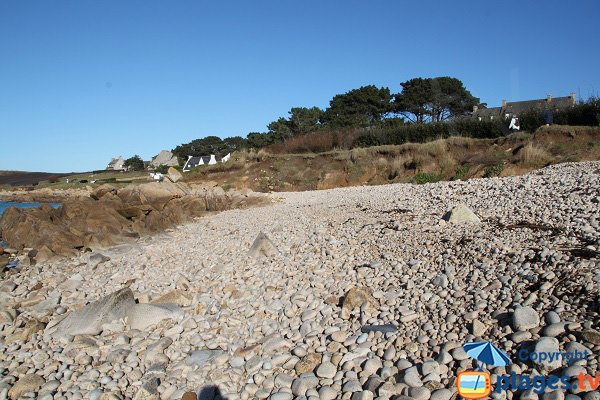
<box><xmin>1</xmin><ymin>0</ymin><xmax>599</xmax><ymax>172</ymax></box>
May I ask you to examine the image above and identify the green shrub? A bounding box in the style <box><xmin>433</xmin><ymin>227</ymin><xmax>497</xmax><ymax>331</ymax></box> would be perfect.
<box><xmin>353</xmin><ymin>119</ymin><xmax>509</xmax><ymax>149</ymax></box>
<box><xmin>519</xmin><ymin>97</ymin><xmax>600</xmax><ymax>131</ymax></box>
<box><xmin>352</xmin><ymin>134</ymin><xmax>381</xmax><ymax>148</ymax></box>
<box><xmin>483</xmin><ymin>163</ymin><xmax>504</xmax><ymax>177</ymax></box>
<box><xmin>414</xmin><ymin>172</ymin><xmax>441</xmax><ymax>184</ymax></box>
<box><xmin>454</xmin><ymin>164</ymin><xmax>470</xmax><ymax>180</ymax></box>
<box><xmin>124</xmin><ymin>155</ymin><xmax>144</xmax><ymax>171</ymax></box>
<box><xmin>154</xmin><ymin>164</ymin><xmax>169</xmax><ymax>174</ymax></box>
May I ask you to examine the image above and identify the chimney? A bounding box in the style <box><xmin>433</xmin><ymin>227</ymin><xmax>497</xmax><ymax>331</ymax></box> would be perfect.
<box><xmin>502</xmin><ymin>100</ymin><xmax>507</xmax><ymax>108</ymax></box>
<box><xmin>547</xmin><ymin>94</ymin><xmax>552</xmax><ymax>102</ymax></box>
<box><xmin>570</xmin><ymin>92</ymin><xmax>577</xmax><ymax>105</ymax></box>
<box><xmin>473</xmin><ymin>105</ymin><xmax>478</xmax><ymax>112</ymax></box>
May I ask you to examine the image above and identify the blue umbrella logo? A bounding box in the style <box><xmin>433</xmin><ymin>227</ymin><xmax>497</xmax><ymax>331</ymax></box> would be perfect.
<box><xmin>463</xmin><ymin>341</ymin><xmax>511</xmax><ymax>369</ymax></box>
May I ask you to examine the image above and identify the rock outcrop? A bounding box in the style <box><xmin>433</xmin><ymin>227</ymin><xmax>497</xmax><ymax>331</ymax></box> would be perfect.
<box><xmin>442</xmin><ymin>203</ymin><xmax>481</xmax><ymax>224</ymax></box>
<box><xmin>167</xmin><ymin>167</ymin><xmax>183</xmax><ymax>183</ymax></box>
<box><xmin>248</xmin><ymin>231</ymin><xmax>279</xmax><ymax>258</ymax></box>
<box><xmin>45</xmin><ymin>288</ymin><xmax>136</xmax><ymax>338</ymax></box>
<box><xmin>0</xmin><ymin>183</ymin><xmax>266</xmax><ymax>259</ymax></box>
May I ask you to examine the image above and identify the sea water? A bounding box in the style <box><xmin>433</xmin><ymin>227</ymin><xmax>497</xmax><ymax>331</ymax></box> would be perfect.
<box><xmin>0</xmin><ymin>201</ymin><xmax>61</xmax><ymax>216</ymax></box>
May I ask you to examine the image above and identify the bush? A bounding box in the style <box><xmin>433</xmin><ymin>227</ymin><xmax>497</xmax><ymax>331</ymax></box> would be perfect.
<box><xmin>352</xmin><ymin>134</ymin><xmax>381</xmax><ymax>148</ymax></box>
<box><xmin>414</xmin><ymin>172</ymin><xmax>441</xmax><ymax>184</ymax></box>
<box><xmin>124</xmin><ymin>155</ymin><xmax>144</xmax><ymax>171</ymax></box>
<box><xmin>483</xmin><ymin>163</ymin><xmax>504</xmax><ymax>177</ymax></box>
<box><xmin>454</xmin><ymin>164</ymin><xmax>470</xmax><ymax>180</ymax></box>
<box><xmin>154</xmin><ymin>164</ymin><xmax>169</xmax><ymax>174</ymax></box>
<box><xmin>519</xmin><ymin>97</ymin><xmax>600</xmax><ymax>131</ymax></box>
<box><xmin>354</xmin><ymin>119</ymin><xmax>509</xmax><ymax>148</ymax></box>
<box><xmin>268</xmin><ymin>129</ymin><xmax>362</xmax><ymax>154</ymax></box>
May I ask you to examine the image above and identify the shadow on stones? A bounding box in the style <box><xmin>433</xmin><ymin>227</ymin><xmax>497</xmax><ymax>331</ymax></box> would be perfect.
<box><xmin>198</xmin><ymin>385</ymin><xmax>228</xmax><ymax>400</ymax></box>
<box><xmin>493</xmin><ymin>312</ymin><xmax>512</xmax><ymax>327</ymax></box>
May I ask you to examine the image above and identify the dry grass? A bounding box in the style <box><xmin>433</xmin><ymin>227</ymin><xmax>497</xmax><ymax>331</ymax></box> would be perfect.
<box><xmin>350</xmin><ymin>147</ymin><xmax>368</xmax><ymax>162</ymax></box>
<box><xmin>389</xmin><ymin>154</ymin><xmax>411</xmax><ymax>179</ymax></box>
<box><xmin>518</xmin><ymin>143</ymin><xmax>553</xmax><ymax>167</ymax></box>
<box><xmin>332</xmin><ymin>151</ymin><xmax>352</xmax><ymax>162</ymax></box>
<box><xmin>421</xmin><ymin>138</ymin><xmax>448</xmax><ymax>157</ymax></box>
<box><xmin>268</xmin><ymin>129</ymin><xmax>362</xmax><ymax>154</ymax></box>
<box><xmin>183</xmin><ymin>125</ymin><xmax>599</xmax><ymax>192</ymax></box>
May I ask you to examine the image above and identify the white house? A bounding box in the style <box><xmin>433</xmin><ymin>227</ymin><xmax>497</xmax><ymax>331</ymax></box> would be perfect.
<box><xmin>107</xmin><ymin>156</ymin><xmax>126</xmax><ymax>171</ymax></box>
<box><xmin>182</xmin><ymin>153</ymin><xmax>231</xmax><ymax>172</ymax></box>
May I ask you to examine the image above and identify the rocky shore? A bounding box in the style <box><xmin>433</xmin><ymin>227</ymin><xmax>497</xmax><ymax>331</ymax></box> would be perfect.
<box><xmin>0</xmin><ymin>161</ymin><xmax>599</xmax><ymax>400</ymax></box>
<box><xmin>0</xmin><ymin>181</ymin><xmax>269</xmax><ymax>262</ymax></box>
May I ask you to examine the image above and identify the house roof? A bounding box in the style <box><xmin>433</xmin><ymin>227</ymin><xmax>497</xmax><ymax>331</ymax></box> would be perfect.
<box><xmin>473</xmin><ymin>107</ymin><xmax>501</xmax><ymax>118</ymax></box>
<box><xmin>473</xmin><ymin>94</ymin><xmax>575</xmax><ymax>118</ymax></box>
<box><xmin>183</xmin><ymin>155</ymin><xmax>223</xmax><ymax>171</ymax></box>
<box><xmin>107</xmin><ymin>157</ymin><xmax>125</xmax><ymax>168</ymax></box>
<box><xmin>505</xmin><ymin>96</ymin><xmax>574</xmax><ymax>114</ymax></box>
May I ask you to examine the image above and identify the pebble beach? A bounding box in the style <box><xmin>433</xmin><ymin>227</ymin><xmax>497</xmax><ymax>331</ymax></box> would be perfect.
<box><xmin>1</xmin><ymin>161</ymin><xmax>599</xmax><ymax>400</ymax></box>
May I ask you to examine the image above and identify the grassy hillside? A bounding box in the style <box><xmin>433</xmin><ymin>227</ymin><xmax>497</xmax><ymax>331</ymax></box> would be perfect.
<box><xmin>184</xmin><ymin>125</ymin><xmax>600</xmax><ymax>192</ymax></box>
<box><xmin>0</xmin><ymin>171</ymin><xmax>80</xmax><ymax>187</ymax></box>
<box><xmin>0</xmin><ymin>170</ymin><xmax>152</xmax><ymax>190</ymax></box>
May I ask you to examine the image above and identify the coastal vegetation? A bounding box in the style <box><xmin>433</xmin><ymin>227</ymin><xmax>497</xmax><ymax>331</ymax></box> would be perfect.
<box><xmin>123</xmin><ymin>155</ymin><xmax>145</xmax><ymax>171</ymax></box>
<box><xmin>184</xmin><ymin>125</ymin><xmax>600</xmax><ymax>191</ymax></box>
<box><xmin>2</xmin><ymin>78</ymin><xmax>599</xmax><ymax>191</ymax></box>
<box><xmin>172</xmin><ymin>77</ymin><xmax>600</xmax><ymax>158</ymax></box>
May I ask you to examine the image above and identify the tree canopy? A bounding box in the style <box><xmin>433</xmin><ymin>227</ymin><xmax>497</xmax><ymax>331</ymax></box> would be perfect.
<box><xmin>124</xmin><ymin>155</ymin><xmax>144</xmax><ymax>171</ymax></box>
<box><xmin>267</xmin><ymin>118</ymin><xmax>293</xmax><ymax>141</ymax></box>
<box><xmin>393</xmin><ymin>77</ymin><xmax>479</xmax><ymax>123</ymax></box>
<box><xmin>265</xmin><ymin>107</ymin><xmax>325</xmax><ymax>141</ymax></box>
<box><xmin>172</xmin><ymin>135</ymin><xmax>245</xmax><ymax>160</ymax></box>
<box><xmin>323</xmin><ymin>85</ymin><xmax>392</xmax><ymax>127</ymax></box>
<box><xmin>289</xmin><ymin>107</ymin><xmax>324</xmax><ymax>134</ymax></box>
<box><xmin>171</xmin><ymin>77</ymin><xmax>482</xmax><ymax>153</ymax></box>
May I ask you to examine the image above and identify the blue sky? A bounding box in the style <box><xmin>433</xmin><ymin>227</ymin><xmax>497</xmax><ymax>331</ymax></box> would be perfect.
<box><xmin>1</xmin><ymin>0</ymin><xmax>599</xmax><ymax>172</ymax></box>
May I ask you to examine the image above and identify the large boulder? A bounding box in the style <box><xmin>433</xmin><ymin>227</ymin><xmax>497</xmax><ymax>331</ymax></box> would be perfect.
<box><xmin>0</xmin><ymin>206</ymin><xmax>81</xmax><ymax>257</ymax></box>
<box><xmin>341</xmin><ymin>287</ymin><xmax>376</xmax><ymax>319</ymax></box>
<box><xmin>45</xmin><ymin>288</ymin><xmax>135</xmax><ymax>338</ymax></box>
<box><xmin>58</xmin><ymin>198</ymin><xmax>133</xmax><ymax>248</ymax></box>
<box><xmin>126</xmin><ymin>303</ymin><xmax>183</xmax><ymax>330</ymax></box>
<box><xmin>8</xmin><ymin>373</ymin><xmax>44</xmax><ymax>399</ymax></box>
<box><xmin>443</xmin><ymin>203</ymin><xmax>481</xmax><ymax>224</ymax></box>
<box><xmin>90</xmin><ymin>184</ymin><xmax>117</xmax><ymax>200</ymax></box>
<box><xmin>117</xmin><ymin>182</ymin><xmax>189</xmax><ymax>210</ymax></box>
<box><xmin>202</xmin><ymin>187</ymin><xmax>231</xmax><ymax>211</ymax></box>
<box><xmin>167</xmin><ymin>167</ymin><xmax>183</xmax><ymax>183</ymax></box>
<box><xmin>248</xmin><ymin>232</ymin><xmax>279</xmax><ymax>258</ymax></box>
<box><xmin>150</xmin><ymin>150</ymin><xmax>179</xmax><ymax>168</ymax></box>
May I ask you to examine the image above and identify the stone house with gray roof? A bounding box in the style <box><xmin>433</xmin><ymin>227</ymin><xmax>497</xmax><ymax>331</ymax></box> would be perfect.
<box><xmin>106</xmin><ymin>156</ymin><xmax>126</xmax><ymax>171</ymax></box>
<box><xmin>472</xmin><ymin>93</ymin><xmax>577</xmax><ymax>121</ymax></box>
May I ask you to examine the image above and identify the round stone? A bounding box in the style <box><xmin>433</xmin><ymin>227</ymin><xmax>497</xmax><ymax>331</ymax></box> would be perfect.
<box><xmin>316</xmin><ymin>362</ymin><xmax>337</xmax><ymax>379</ymax></box>
<box><xmin>512</xmin><ymin>306</ymin><xmax>540</xmax><ymax>331</ymax></box>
